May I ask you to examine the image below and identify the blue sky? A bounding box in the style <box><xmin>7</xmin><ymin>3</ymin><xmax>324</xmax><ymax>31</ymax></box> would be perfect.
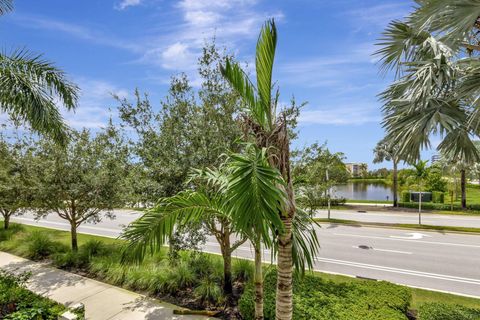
<box><xmin>1</xmin><ymin>0</ymin><xmax>431</xmax><ymax>168</ymax></box>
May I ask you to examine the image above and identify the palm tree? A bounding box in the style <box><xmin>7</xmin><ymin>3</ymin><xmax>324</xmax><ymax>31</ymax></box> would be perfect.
<box><xmin>1</xmin><ymin>2</ymin><xmax>78</xmax><ymax>144</ymax></box>
<box><xmin>412</xmin><ymin>160</ymin><xmax>429</xmax><ymax>224</ymax></box>
<box><xmin>220</xmin><ymin>19</ymin><xmax>298</xmax><ymax>320</ymax></box>
<box><xmin>373</xmin><ymin>138</ymin><xmax>401</xmax><ymax>206</ymax></box>
<box><xmin>376</xmin><ymin>2</ymin><xmax>480</xmax><ymax>168</ymax></box>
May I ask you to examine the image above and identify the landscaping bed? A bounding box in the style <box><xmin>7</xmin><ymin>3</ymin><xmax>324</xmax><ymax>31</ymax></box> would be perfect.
<box><xmin>1</xmin><ymin>222</ymin><xmax>480</xmax><ymax>320</ymax></box>
<box><xmin>0</xmin><ymin>270</ymin><xmax>65</xmax><ymax>319</ymax></box>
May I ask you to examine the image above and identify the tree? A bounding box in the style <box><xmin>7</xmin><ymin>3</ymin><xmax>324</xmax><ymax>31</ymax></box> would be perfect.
<box><xmin>221</xmin><ymin>19</ymin><xmax>301</xmax><ymax>319</ymax></box>
<box><xmin>34</xmin><ymin>128</ymin><xmax>127</xmax><ymax>251</ymax></box>
<box><xmin>373</xmin><ymin>138</ymin><xmax>402</xmax><ymax>206</ymax></box>
<box><xmin>293</xmin><ymin>142</ymin><xmax>348</xmax><ymax>216</ymax></box>
<box><xmin>376</xmin><ymin>1</ymin><xmax>480</xmax><ymax>171</ymax></box>
<box><xmin>117</xmin><ymin>42</ymin><xmax>242</xmax><ymax>203</ymax></box>
<box><xmin>0</xmin><ymin>136</ymin><xmax>36</xmax><ymax>229</ymax></box>
<box><xmin>0</xmin><ymin>2</ymin><xmax>78</xmax><ymax>144</ymax></box>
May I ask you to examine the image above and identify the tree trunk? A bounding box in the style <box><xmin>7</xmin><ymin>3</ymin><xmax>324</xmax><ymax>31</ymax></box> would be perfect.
<box><xmin>222</xmin><ymin>232</ymin><xmax>233</xmax><ymax>296</ymax></box>
<box><xmin>275</xmin><ymin>216</ymin><xmax>293</xmax><ymax>320</ymax></box>
<box><xmin>71</xmin><ymin>223</ymin><xmax>78</xmax><ymax>251</ymax></box>
<box><xmin>393</xmin><ymin>161</ymin><xmax>398</xmax><ymax>207</ymax></box>
<box><xmin>254</xmin><ymin>241</ymin><xmax>264</xmax><ymax>320</ymax></box>
<box><xmin>3</xmin><ymin>213</ymin><xmax>10</xmax><ymax>230</ymax></box>
<box><xmin>461</xmin><ymin>169</ymin><xmax>467</xmax><ymax>209</ymax></box>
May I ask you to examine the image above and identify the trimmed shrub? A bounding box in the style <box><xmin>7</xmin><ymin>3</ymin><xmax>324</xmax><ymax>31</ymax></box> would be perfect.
<box><xmin>239</xmin><ymin>270</ymin><xmax>411</xmax><ymax>320</ymax></box>
<box><xmin>194</xmin><ymin>275</ymin><xmax>222</xmax><ymax>305</ymax></box>
<box><xmin>418</xmin><ymin>302</ymin><xmax>480</xmax><ymax>320</ymax></box>
<box><xmin>53</xmin><ymin>251</ymin><xmax>90</xmax><ymax>269</ymax></box>
<box><xmin>432</xmin><ymin>191</ymin><xmax>445</xmax><ymax>204</ymax></box>
<box><xmin>401</xmin><ymin>191</ymin><xmax>410</xmax><ymax>203</ymax></box>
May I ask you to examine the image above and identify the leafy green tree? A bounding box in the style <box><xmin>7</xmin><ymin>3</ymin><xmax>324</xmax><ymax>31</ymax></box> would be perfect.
<box><xmin>221</xmin><ymin>19</ymin><xmax>305</xmax><ymax>319</ymax></box>
<box><xmin>34</xmin><ymin>128</ymin><xmax>127</xmax><ymax>251</ymax></box>
<box><xmin>0</xmin><ymin>2</ymin><xmax>78</xmax><ymax>144</ymax></box>
<box><xmin>373</xmin><ymin>138</ymin><xmax>402</xmax><ymax>206</ymax></box>
<box><xmin>0</xmin><ymin>135</ymin><xmax>36</xmax><ymax>229</ymax></box>
<box><xmin>294</xmin><ymin>142</ymin><xmax>348</xmax><ymax>215</ymax></box>
<box><xmin>117</xmin><ymin>42</ymin><xmax>242</xmax><ymax>203</ymax></box>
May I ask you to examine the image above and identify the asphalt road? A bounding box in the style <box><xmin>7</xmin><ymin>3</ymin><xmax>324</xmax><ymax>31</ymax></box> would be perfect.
<box><xmin>316</xmin><ymin>208</ymin><xmax>480</xmax><ymax>228</ymax></box>
<box><xmin>9</xmin><ymin>209</ymin><xmax>480</xmax><ymax>298</ymax></box>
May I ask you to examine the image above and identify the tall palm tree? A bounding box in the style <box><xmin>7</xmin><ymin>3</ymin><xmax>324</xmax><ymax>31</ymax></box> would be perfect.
<box><xmin>373</xmin><ymin>138</ymin><xmax>401</xmax><ymax>207</ymax></box>
<box><xmin>220</xmin><ymin>19</ymin><xmax>298</xmax><ymax>320</ymax></box>
<box><xmin>1</xmin><ymin>1</ymin><xmax>78</xmax><ymax>144</ymax></box>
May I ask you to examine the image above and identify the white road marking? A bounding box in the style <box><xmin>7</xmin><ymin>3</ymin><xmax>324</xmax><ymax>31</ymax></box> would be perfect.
<box><xmin>351</xmin><ymin>245</ymin><xmax>412</xmax><ymax>255</ymax></box>
<box><xmin>315</xmin><ymin>257</ymin><xmax>480</xmax><ymax>285</ymax></box>
<box><xmin>390</xmin><ymin>232</ymin><xmax>432</xmax><ymax>240</ymax></box>
<box><xmin>334</xmin><ymin>233</ymin><xmax>480</xmax><ymax>248</ymax></box>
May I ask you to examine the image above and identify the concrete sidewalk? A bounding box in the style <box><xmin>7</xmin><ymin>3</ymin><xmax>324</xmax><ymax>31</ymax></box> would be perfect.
<box><xmin>0</xmin><ymin>252</ymin><xmax>208</xmax><ymax>320</ymax></box>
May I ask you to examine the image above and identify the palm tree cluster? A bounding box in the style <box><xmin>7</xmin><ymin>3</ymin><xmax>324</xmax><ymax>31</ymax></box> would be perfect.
<box><xmin>376</xmin><ymin>0</ymin><xmax>480</xmax><ymax>168</ymax></box>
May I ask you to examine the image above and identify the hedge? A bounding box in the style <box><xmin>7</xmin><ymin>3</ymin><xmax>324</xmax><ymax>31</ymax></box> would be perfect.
<box><xmin>418</xmin><ymin>302</ymin><xmax>480</xmax><ymax>320</ymax></box>
<box><xmin>401</xmin><ymin>191</ymin><xmax>410</xmax><ymax>203</ymax></box>
<box><xmin>239</xmin><ymin>270</ymin><xmax>411</xmax><ymax>320</ymax></box>
<box><xmin>398</xmin><ymin>202</ymin><xmax>480</xmax><ymax>212</ymax></box>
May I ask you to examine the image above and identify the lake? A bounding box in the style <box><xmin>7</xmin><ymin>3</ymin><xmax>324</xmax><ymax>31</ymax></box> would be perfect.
<box><xmin>333</xmin><ymin>181</ymin><xmax>395</xmax><ymax>201</ymax></box>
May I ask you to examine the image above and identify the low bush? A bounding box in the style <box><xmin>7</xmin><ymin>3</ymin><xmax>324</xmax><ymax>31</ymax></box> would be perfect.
<box><xmin>0</xmin><ymin>270</ymin><xmax>64</xmax><ymax>319</ymax></box>
<box><xmin>432</xmin><ymin>191</ymin><xmax>445</xmax><ymax>204</ymax></box>
<box><xmin>24</xmin><ymin>231</ymin><xmax>68</xmax><ymax>260</ymax></box>
<box><xmin>194</xmin><ymin>275</ymin><xmax>223</xmax><ymax>305</ymax></box>
<box><xmin>417</xmin><ymin>302</ymin><xmax>480</xmax><ymax>320</ymax></box>
<box><xmin>239</xmin><ymin>270</ymin><xmax>411</xmax><ymax>320</ymax></box>
<box><xmin>0</xmin><ymin>223</ymin><xmax>24</xmax><ymax>242</ymax></box>
<box><xmin>53</xmin><ymin>251</ymin><xmax>90</xmax><ymax>269</ymax></box>
<box><xmin>401</xmin><ymin>191</ymin><xmax>410</xmax><ymax>203</ymax></box>
<box><xmin>233</xmin><ymin>258</ymin><xmax>254</xmax><ymax>282</ymax></box>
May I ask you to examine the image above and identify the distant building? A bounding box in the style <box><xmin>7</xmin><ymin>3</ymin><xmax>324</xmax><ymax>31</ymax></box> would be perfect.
<box><xmin>431</xmin><ymin>154</ymin><xmax>441</xmax><ymax>164</ymax></box>
<box><xmin>345</xmin><ymin>162</ymin><xmax>368</xmax><ymax>177</ymax></box>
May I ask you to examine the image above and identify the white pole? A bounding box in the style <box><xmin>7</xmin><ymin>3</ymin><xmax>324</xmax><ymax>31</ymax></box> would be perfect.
<box><xmin>326</xmin><ymin>169</ymin><xmax>331</xmax><ymax>219</ymax></box>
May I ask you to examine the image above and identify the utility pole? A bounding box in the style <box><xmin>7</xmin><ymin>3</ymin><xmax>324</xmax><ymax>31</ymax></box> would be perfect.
<box><xmin>326</xmin><ymin>169</ymin><xmax>331</xmax><ymax>219</ymax></box>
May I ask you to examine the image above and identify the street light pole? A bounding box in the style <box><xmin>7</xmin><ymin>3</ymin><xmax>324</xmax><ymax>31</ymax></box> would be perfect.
<box><xmin>326</xmin><ymin>169</ymin><xmax>331</xmax><ymax>219</ymax></box>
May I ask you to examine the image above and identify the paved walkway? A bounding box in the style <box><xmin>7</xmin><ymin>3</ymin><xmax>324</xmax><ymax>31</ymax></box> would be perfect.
<box><xmin>0</xmin><ymin>252</ymin><xmax>208</xmax><ymax>320</ymax></box>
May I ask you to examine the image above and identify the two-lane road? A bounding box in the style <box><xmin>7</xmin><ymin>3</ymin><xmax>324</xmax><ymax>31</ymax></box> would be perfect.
<box><xmin>8</xmin><ymin>210</ymin><xmax>480</xmax><ymax>298</ymax></box>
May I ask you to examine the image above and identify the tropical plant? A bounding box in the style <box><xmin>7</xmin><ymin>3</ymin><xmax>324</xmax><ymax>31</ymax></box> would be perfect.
<box><xmin>0</xmin><ymin>2</ymin><xmax>78</xmax><ymax>144</ymax></box>
<box><xmin>220</xmin><ymin>19</ymin><xmax>301</xmax><ymax>320</ymax></box>
<box><xmin>376</xmin><ymin>1</ymin><xmax>480</xmax><ymax>174</ymax></box>
<box><xmin>373</xmin><ymin>138</ymin><xmax>402</xmax><ymax>206</ymax></box>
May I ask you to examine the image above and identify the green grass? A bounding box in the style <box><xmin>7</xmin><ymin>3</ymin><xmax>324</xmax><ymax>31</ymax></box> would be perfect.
<box><xmin>314</xmin><ymin>218</ymin><xmax>480</xmax><ymax>234</ymax></box>
<box><xmin>1</xmin><ymin>221</ymin><xmax>479</xmax><ymax>314</ymax></box>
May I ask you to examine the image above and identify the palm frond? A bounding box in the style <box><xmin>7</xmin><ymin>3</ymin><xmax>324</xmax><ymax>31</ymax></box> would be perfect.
<box><xmin>219</xmin><ymin>58</ymin><xmax>261</xmax><ymax>123</ymax></box>
<box><xmin>255</xmin><ymin>18</ymin><xmax>277</xmax><ymax>130</ymax></box>
<box><xmin>290</xmin><ymin>207</ymin><xmax>320</xmax><ymax>274</ymax></box>
<box><xmin>437</xmin><ymin>127</ymin><xmax>480</xmax><ymax>164</ymax></box>
<box><xmin>0</xmin><ymin>49</ymin><xmax>79</xmax><ymax>144</ymax></box>
<box><xmin>120</xmin><ymin>190</ymin><xmax>228</xmax><ymax>263</ymax></box>
<box><xmin>226</xmin><ymin>146</ymin><xmax>286</xmax><ymax>247</ymax></box>
<box><xmin>0</xmin><ymin>0</ymin><xmax>13</xmax><ymax>15</ymax></box>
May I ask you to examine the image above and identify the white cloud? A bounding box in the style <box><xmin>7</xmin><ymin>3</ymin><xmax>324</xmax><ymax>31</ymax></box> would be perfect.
<box><xmin>299</xmin><ymin>103</ymin><xmax>381</xmax><ymax>126</ymax></box>
<box><xmin>115</xmin><ymin>0</ymin><xmax>142</xmax><ymax>10</ymax></box>
<box><xmin>345</xmin><ymin>2</ymin><xmax>411</xmax><ymax>31</ymax></box>
<box><xmin>63</xmin><ymin>78</ymin><xmax>129</xmax><ymax>129</ymax></box>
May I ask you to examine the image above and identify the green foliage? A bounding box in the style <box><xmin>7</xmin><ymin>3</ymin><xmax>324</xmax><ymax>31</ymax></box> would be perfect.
<box><xmin>0</xmin><ymin>270</ymin><xmax>64</xmax><ymax>319</ymax></box>
<box><xmin>194</xmin><ymin>275</ymin><xmax>223</xmax><ymax>305</ymax></box>
<box><xmin>399</xmin><ymin>202</ymin><xmax>480</xmax><ymax>211</ymax></box>
<box><xmin>418</xmin><ymin>302</ymin><xmax>480</xmax><ymax>320</ymax></box>
<box><xmin>232</xmin><ymin>259</ymin><xmax>254</xmax><ymax>282</ymax></box>
<box><xmin>239</xmin><ymin>270</ymin><xmax>411</xmax><ymax>320</ymax></box>
<box><xmin>432</xmin><ymin>191</ymin><xmax>445</xmax><ymax>204</ymax></box>
<box><xmin>25</xmin><ymin>231</ymin><xmax>67</xmax><ymax>260</ymax></box>
<box><xmin>426</xmin><ymin>171</ymin><xmax>447</xmax><ymax>192</ymax></box>
<box><xmin>401</xmin><ymin>191</ymin><xmax>411</xmax><ymax>203</ymax></box>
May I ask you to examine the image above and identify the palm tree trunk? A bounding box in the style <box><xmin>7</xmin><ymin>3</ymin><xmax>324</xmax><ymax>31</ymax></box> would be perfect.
<box><xmin>461</xmin><ymin>169</ymin><xmax>467</xmax><ymax>209</ymax></box>
<box><xmin>393</xmin><ymin>160</ymin><xmax>398</xmax><ymax>207</ymax></box>
<box><xmin>254</xmin><ymin>240</ymin><xmax>264</xmax><ymax>320</ymax></box>
<box><xmin>222</xmin><ymin>232</ymin><xmax>233</xmax><ymax>296</ymax></box>
<box><xmin>275</xmin><ymin>210</ymin><xmax>294</xmax><ymax>320</ymax></box>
